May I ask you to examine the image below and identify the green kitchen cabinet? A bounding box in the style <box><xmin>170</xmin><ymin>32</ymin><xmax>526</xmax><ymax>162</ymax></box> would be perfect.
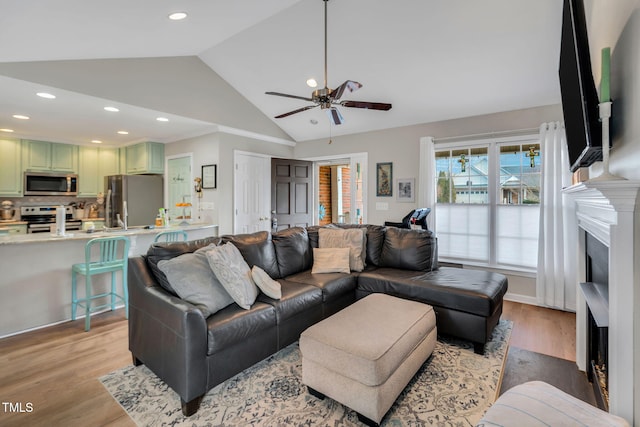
<box><xmin>125</xmin><ymin>142</ymin><xmax>164</xmax><ymax>174</ymax></box>
<box><xmin>78</xmin><ymin>146</ymin><xmax>121</xmax><ymax>197</ymax></box>
<box><xmin>22</xmin><ymin>140</ymin><xmax>78</xmax><ymax>172</ymax></box>
<box><xmin>0</xmin><ymin>138</ymin><xmax>23</xmax><ymax>196</ymax></box>
<box><xmin>0</xmin><ymin>224</ymin><xmax>27</xmax><ymax>234</ymax></box>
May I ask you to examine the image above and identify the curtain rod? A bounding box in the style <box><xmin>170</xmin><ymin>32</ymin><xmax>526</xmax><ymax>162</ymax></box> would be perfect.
<box><xmin>433</xmin><ymin>127</ymin><xmax>540</xmax><ymax>144</ymax></box>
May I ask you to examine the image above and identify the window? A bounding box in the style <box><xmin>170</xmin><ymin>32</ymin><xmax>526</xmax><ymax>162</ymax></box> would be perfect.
<box><xmin>433</xmin><ymin>136</ymin><xmax>541</xmax><ymax>270</ymax></box>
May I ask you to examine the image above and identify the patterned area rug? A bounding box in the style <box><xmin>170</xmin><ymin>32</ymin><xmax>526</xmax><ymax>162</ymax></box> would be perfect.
<box><xmin>101</xmin><ymin>320</ymin><xmax>511</xmax><ymax>426</ymax></box>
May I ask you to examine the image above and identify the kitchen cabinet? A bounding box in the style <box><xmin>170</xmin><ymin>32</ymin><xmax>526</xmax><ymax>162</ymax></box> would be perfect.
<box><xmin>22</xmin><ymin>140</ymin><xmax>78</xmax><ymax>172</ymax></box>
<box><xmin>0</xmin><ymin>138</ymin><xmax>23</xmax><ymax>196</ymax></box>
<box><xmin>125</xmin><ymin>142</ymin><xmax>164</xmax><ymax>174</ymax></box>
<box><xmin>78</xmin><ymin>146</ymin><xmax>121</xmax><ymax>197</ymax></box>
<box><xmin>0</xmin><ymin>224</ymin><xmax>27</xmax><ymax>234</ymax></box>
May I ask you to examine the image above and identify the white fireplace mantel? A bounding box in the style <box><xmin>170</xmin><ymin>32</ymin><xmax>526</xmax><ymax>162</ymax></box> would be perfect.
<box><xmin>563</xmin><ymin>179</ymin><xmax>640</xmax><ymax>425</ymax></box>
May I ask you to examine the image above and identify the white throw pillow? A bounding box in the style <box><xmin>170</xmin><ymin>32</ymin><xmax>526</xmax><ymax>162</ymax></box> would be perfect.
<box><xmin>157</xmin><ymin>247</ymin><xmax>234</xmax><ymax>317</ymax></box>
<box><xmin>311</xmin><ymin>247</ymin><xmax>351</xmax><ymax>274</ymax></box>
<box><xmin>205</xmin><ymin>243</ymin><xmax>259</xmax><ymax>310</ymax></box>
<box><xmin>318</xmin><ymin>227</ymin><xmax>367</xmax><ymax>272</ymax></box>
<box><xmin>251</xmin><ymin>265</ymin><xmax>282</xmax><ymax>300</ymax></box>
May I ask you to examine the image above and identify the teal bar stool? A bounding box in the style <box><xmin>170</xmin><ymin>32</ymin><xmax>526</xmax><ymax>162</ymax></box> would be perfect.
<box><xmin>71</xmin><ymin>236</ymin><xmax>131</xmax><ymax>331</ymax></box>
<box><xmin>154</xmin><ymin>230</ymin><xmax>188</xmax><ymax>243</ymax></box>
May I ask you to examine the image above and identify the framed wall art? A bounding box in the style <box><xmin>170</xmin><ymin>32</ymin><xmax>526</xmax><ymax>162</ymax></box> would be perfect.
<box><xmin>396</xmin><ymin>178</ymin><xmax>415</xmax><ymax>202</ymax></box>
<box><xmin>202</xmin><ymin>164</ymin><xmax>217</xmax><ymax>189</ymax></box>
<box><xmin>376</xmin><ymin>162</ymin><xmax>393</xmax><ymax>197</ymax></box>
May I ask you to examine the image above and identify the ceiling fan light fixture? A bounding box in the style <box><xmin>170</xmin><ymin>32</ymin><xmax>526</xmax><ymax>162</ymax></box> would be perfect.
<box><xmin>168</xmin><ymin>12</ymin><xmax>187</xmax><ymax>21</ymax></box>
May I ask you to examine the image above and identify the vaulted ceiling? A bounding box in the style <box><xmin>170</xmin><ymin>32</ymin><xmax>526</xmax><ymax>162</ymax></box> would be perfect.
<box><xmin>0</xmin><ymin>0</ymin><xmax>563</xmax><ymax>146</ymax></box>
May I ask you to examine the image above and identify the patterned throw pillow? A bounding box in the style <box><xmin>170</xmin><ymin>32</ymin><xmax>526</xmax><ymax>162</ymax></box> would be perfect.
<box><xmin>251</xmin><ymin>265</ymin><xmax>282</xmax><ymax>299</ymax></box>
<box><xmin>311</xmin><ymin>247</ymin><xmax>351</xmax><ymax>274</ymax></box>
<box><xmin>318</xmin><ymin>227</ymin><xmax>366</xmax><ymax>272</ymax></box>
<box><xmin>205</xmin><ymin>243</ymin><xmax>259</xmax><ymax>310</ymax></box>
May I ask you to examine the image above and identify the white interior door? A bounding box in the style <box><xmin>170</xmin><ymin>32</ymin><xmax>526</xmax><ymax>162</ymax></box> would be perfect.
<box><xmin>234</xmin><ymin>152</ymin><xmax>271</xmax><ymax>234</ymax></box>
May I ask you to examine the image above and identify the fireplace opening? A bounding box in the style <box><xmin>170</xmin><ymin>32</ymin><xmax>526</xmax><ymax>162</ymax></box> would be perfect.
<box><xmin>581</xmin><ymin>232</ymin><xmax>609</xmax><ymax>411</ymax></box>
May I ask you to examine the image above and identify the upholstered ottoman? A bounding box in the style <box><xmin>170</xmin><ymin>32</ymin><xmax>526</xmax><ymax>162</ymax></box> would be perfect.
<box><xmin>477</xmin><ymin>381</ymin><xmax>630</xmax><ymax>427</ymax></box>
<box><xmin>300</xmin><ymin>293</ymin><xmax>437</xmax><ymax>426</ymax></box>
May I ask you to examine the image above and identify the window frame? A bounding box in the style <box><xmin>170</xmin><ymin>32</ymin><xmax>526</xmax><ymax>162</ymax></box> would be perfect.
<box><xmin>430</xmin><ymin>133</ymin><xmax>541</xmax><ymax>272</ymax></box>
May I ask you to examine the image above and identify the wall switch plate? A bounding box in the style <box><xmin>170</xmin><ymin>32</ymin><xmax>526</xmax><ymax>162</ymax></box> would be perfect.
<box><xmin>201</xmin><ymin>202</ymin><xmax>214</xmax><ymax>210</ymax></box>
<box><xmin>376</xmin><ymin>202</ymin><xmax>389</xmax><ymax>211</ymax></box>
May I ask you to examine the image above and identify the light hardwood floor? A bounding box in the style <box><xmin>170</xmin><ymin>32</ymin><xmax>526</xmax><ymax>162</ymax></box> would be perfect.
<box><xmin>0</xmin><ymin>300</ymin><xmax>576</xmax><ymax>427</ymax></box>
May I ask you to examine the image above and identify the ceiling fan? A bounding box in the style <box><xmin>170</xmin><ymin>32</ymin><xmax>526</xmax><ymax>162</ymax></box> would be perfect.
<box><xmin>265</xmin><ymin>0</ymin><xmax>392</xmax><ymax>125</ymax></box>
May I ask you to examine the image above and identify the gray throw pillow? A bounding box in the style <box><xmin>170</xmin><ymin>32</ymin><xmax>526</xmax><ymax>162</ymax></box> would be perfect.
<box><xmin>205</xmin><ymin>243</ymin><xmax>259</xmax><ymax>310</ymax></box>
<box><xmin>251</xmin><ymin>265</ymin><xmax>282</xmax><ymax>299</ymax></box>
<box><xmin>157</xmin><ymin>244</ymin><xmax>234</xmax><ymax>317</ymax></box>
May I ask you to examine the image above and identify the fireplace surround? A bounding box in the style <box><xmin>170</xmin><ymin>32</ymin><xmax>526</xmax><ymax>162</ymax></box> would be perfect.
<box><xmin>564</xmin><ymin>179</ymin><xmax>640</xmax><ymax>424</ymax></box>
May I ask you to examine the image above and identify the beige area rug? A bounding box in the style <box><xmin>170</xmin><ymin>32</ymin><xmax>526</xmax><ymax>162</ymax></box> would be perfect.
<box><xmin>101</xmin><ymin>320</ymin><xmax>511</xmax><ymax>426</ymax></box>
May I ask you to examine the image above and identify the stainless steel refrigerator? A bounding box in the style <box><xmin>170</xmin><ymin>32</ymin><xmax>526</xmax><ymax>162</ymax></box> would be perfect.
<box><xmin>105</xmin><ymin>175</ymin><xmax>163</xmax><ymax>227</ymax></box>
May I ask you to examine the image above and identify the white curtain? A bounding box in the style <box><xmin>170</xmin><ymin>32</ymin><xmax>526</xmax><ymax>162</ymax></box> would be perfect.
<box><xmin>536</xmin><ymin>122</ymin><xmax>576</xmax><ymax>309</ymax></box>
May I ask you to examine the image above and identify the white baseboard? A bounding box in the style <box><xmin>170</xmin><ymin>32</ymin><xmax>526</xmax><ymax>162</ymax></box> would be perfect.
<box><xmin>504</xmin><ymin>292</ymin><xmax>539</xmax><ymax>306</ymax></box>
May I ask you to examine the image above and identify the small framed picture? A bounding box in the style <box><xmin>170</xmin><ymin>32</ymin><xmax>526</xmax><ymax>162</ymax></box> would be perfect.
<box><xmin>202</xmin><ymin>164</ymin><xmax>217</xmax><ymax>189</ymax></box>
<box><xmin>396</xmin><ymin>178</ymin><xmax>415</xmax><ymax>202</ymax></box>
<box><xmin>376</xmin><ymin>162</ymin><xmax>393</xmax><ymax>197</ymax></box>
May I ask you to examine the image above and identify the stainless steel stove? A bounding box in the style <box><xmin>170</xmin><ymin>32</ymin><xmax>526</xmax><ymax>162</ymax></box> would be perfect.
<box><xmin>20</xmin><ymin>205</ymin><xmax>82</xmax><ymax>233</ymax></box>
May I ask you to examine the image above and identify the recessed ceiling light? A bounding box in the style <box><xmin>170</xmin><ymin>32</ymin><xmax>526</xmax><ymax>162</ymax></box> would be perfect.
<box><xmin>156</xmin><ymin>117</ymin><xmax>169</xmax><ymax>122</ymax></box>
<box><xmin>13</xmin><ymin>114</ymin><xmax>29</xmax><ymax>120</ymax></box>
<box><xmin>117</xmin><ymin>130</ymin><xmax>129</xmax><ymax>135</ymax></box>
<box><xmin>104</xmin><ymin>106</ymin><xmax>119</xmax><ymax>112</ymax></box>
<box><xmin>168</xmin><ymin>12</ymin><xmax>187</xmax><ymax>20</ymax></box>
<box><xmin>306</xmin><ymin>78</ymin><xmax>318</xmax><ymax>88</ymax></box>
<box><xmin>36</xmin><ymin>92</ymin><xmax>56</xmax><ymax>99</ymax></box>
<box><xmin>0</xmin><ymin>128</ymin><xmax>14</xmax><ymax>133</ymax></box>
<box><xmin>91</xmin><ymin>140</ymin><xmax>102</xmax><ymax>144</ymax></box>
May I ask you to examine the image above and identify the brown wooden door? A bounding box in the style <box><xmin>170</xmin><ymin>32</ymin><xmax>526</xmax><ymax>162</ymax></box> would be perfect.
<box><xmin>271</xmin><ymin>158</ymin><xmax>313</xmax><ymax>231</ymax></box>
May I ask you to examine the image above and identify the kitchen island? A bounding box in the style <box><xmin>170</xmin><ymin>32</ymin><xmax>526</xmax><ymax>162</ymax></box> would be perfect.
<box><xmin>0</xmin><ymin>223</ymin><xmax>218</xmax><ymax>338</ymax></box>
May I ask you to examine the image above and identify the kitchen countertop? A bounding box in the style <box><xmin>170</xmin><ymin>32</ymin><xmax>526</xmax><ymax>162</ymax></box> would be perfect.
<box><xmin>0</xmin><ymin>223</ymin><xmax>218</xmax><ymax>245</ymax></box>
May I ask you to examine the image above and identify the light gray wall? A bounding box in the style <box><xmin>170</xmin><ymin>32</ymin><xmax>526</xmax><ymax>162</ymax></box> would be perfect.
<box><xmin>294</xmin><ymin>104</ymin><xmax>562</xmax><ymax>228</ymax></box>
<box><xmin>166</xmin><ymin>131</ymin><xmax>294</xmax><ymax>235</ymax></box>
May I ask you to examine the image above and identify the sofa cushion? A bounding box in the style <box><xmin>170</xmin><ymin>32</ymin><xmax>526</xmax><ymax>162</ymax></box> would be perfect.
<box><xmin>257</xmin><ymin>280</ymin><xmax>323</xmax><ymax>323</ymax></box>
<box><xmin>222</xmin><ymin>231</ymin><xmax>280</xmax><ymax>279</ymax></box>
<box><xmin>286</xmin><ymin>269</ymin><xmax>357</xmax><ymax>303</ymax></box>
<box><xmin>319</xmin><ymin>227</ymin><xmax>366</xmax><ymax>272</ymax></box>
<box><xmin>157</xmin><ymin>244</ymin><xmax>234</xmax><ymax>317</ymax></box>
<box><xmin>206</xmin><ymin>301</ymin><xmax>277</xmax><ymax>356</ymax></box>
<box><xmin>379</xmin><ymin>227</ymin><xmax>438</xmax><ymax>271</ymax></box>
<box><xmin>272</xmin><ymin>227</ymin><xmax>313</xmax><ymax>277</ymax></box>
<box><xmin>205</xmin><ymin>243</ymin><xmax>259</xmax><ymax>310</ymax></box>
<box><xmin>357</xmin><ymin>267</ymin><xmax>508</xmax><ymax>317</ymax></box>
<box><xmin>145</xmin><ymin>236</ymin><xmax>222</xmax><ymax>294</ymax></box>
<box><xmin>312</xmin><ymin>247</ymin><xmax>351</xmax><ymax>274</ymax></box>
<box><xmin>251</xmin><ymin>265</ymin><xmax>282</xmax><ymax>300</ymax></box>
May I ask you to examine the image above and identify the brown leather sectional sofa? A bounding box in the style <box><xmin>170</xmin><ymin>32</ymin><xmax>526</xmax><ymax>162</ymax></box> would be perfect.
<box><xmin>127</xmin><ymin>224</ymin><xmax>508</xmax><ymax>416</ymax></box>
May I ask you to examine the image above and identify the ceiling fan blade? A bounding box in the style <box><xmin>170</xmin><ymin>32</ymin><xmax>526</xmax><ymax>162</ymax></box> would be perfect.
<box><xmin>266</xmin><ymin>91</ymin><xmax>314</xmax><ymax>102</ymax></box>
<box><xmin>274</xmin><ymin>105</ymin><xmax>318</xmax><ymax>119</ymax></box>
<box><xmin>341</xmin><ymin>100</ymin><xmax>392</xmax><ymax>111</ymax></box>
<box><xmin>330</xmin><ymin>80</ymin><xmax>362</xmax><ymax>101</ymax></box>
<box><xmin>326</xmin><ymin>107</ymin><xmax>344</xmax><ymax>125</ymax></box>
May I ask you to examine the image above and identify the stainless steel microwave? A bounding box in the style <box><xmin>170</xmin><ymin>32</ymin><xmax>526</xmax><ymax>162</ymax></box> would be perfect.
<box><xmin>24</xmin><ymin>172</ymin><xmax>78</xmax><ymax>196</ymax></box>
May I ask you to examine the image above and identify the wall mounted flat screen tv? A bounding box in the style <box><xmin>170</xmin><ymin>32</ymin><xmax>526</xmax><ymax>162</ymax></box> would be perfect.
<box><xmin>558</xmin><ymin>0</ymin><xmax>602</xmax><ymax>173</ymax></box>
